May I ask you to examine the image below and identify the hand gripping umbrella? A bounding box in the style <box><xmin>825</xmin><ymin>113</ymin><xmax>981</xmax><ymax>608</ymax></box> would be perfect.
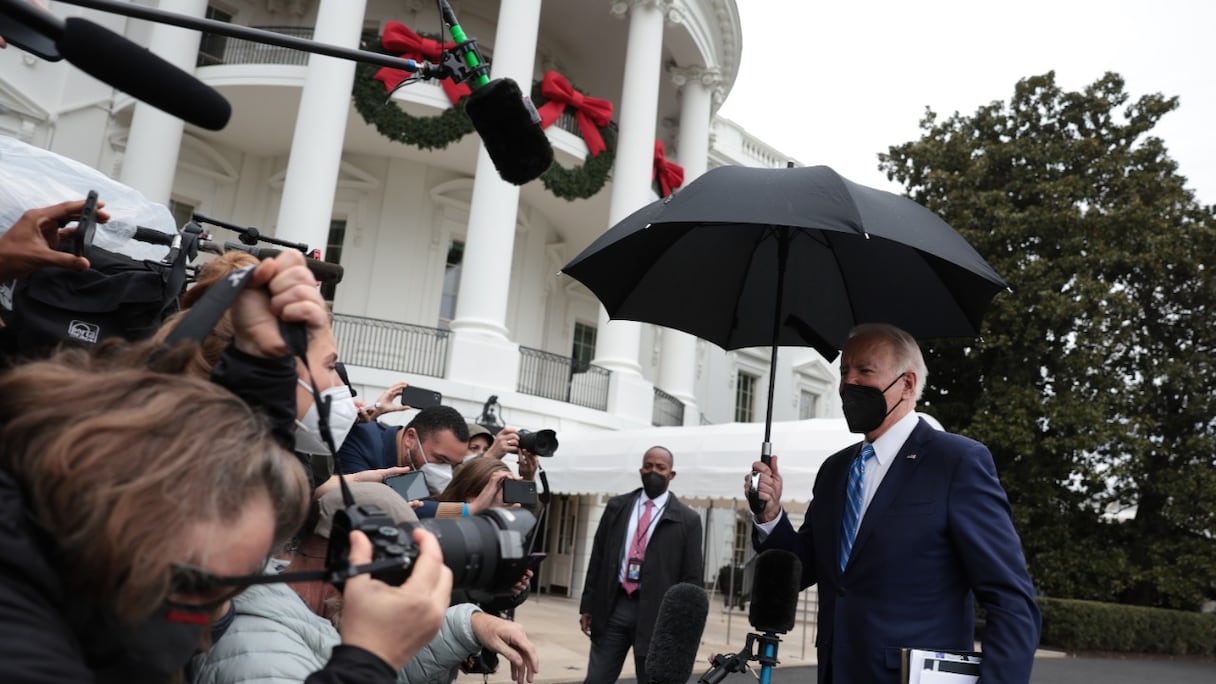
<box><xmin>561</xmin><ymin>164</ymin><xmax>1007</xmax><ymax>511</ymax></box>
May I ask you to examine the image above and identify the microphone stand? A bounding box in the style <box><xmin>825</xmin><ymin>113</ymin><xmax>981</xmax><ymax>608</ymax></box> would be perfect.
<box><xmin>46</xmin><ymin>0</ymin><xmax>440</xmax><ymax>75</ymax></box>
<box><xmin>697</xmin><ymin>630</ymin><xmax>783</xmax><ymax>684</ymax></box>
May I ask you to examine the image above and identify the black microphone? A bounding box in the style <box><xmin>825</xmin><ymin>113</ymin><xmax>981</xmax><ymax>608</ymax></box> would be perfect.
<box><xmin>464</xmin><ymin>77</ymin><xmax>555</xmax><ymax>185</ymax></box>
<box><xmin>0</xmin><ymin>0</ymin><xmax>62</xmax><ymax>60</ymax></box>
<box><xmin>434</xmin><ymin>0</ymin><xmax>553</xmax><ymax>186</ymax></box>
<box><xmin>645</xmin><ymin>583</ymin><xmax>709</xmax><ymax>684</ymax></box>
<box><xmin>132</xmin><ymin>226</ymin><xmax>176</xmax><ymax>246</ymax></box>
<box><xmin>56</xmin><ymin>17</ymin><xmax>231</xmax><ymax>130</ymax></box>
<box><xmin>748</xmin><ymin>549</ymin><xmax>802</xmax><ymax>634</ymax></box>
<box><xmin>222</xmin><ymin>242</ymin><xmax>344</xmax><ymax>284</ymax></box>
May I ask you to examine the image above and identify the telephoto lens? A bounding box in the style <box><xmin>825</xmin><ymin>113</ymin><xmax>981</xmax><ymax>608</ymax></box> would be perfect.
<box><xmin>517</xmin><ymin>428</ymin><xmax>558</xmax><ymax>457</ymax></box>
<box><xmin>326</xmin><ymin>503</ymin><xmax>536</xmax><ymax>594</ymax></box>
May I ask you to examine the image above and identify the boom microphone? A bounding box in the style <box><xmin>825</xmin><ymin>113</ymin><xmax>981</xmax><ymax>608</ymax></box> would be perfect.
<box><xmin>645</xmin><ymin>583</ymin><xmax>709</xmax><ymax>684</ymax></box>
<box><xmin>0</xmin><ymin>0</ymin><xmax>62</xmax><ymax>60</ymax></box>
<box><xmin>748</xmin><ymin>549</ymin><xmax>801</xmax><ymax>634</ymax></box>
<box><xmin>57</xmin><ymin>18</ymin><xmax>231</xmax><ymax>130</ymax></box>
<box><xmin>435</xmin><ymin>0</ymin><xmax>553</xmax><ymax>185</ymax></box>
<box><xmin>464</xmin><ymin>77</ymin><xmax>554</xmax><ymax>185</ymax></box>
<box><xmin>222</xmin><ymin>242</ymin><xmax>344</xmax><ymax>285</ymax></box>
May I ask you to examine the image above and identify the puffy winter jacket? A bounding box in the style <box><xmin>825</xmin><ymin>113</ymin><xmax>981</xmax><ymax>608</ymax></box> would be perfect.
<box><xmin>189</xmin><ymin>582</ymin><xmax>482</xmax><ymax>684</ymax></box>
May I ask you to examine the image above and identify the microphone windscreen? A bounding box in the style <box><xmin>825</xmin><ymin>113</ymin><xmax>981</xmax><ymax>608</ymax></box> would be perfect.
<box><xmin>748</xmin><ymin>549</ymin><xmax>802</xmax><ymax>634</ymax></box>
<box><xmin>58</xmin><ymin>18</ymin><xmax>231</xmax><ymax>131</ymax></box>
<box><xmin>645</xmin><ymin>583</ymin><xmax>708</xmax><ymax>684</ymax></box>
<box><xmin>464</xmin><ymin>77</ymin><xmax>554</xmax><ymax>185</ymax></box>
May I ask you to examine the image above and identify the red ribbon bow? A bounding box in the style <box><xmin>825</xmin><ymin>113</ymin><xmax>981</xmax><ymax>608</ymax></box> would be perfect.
<box><xmin>652</xmin><ymin>141</ymin><xmax>685</xmax><ymax>198</ymax></box>
<box><xmin>373</xmin><ymin>21</ymin><xmax>471</xmax><ymax>105</ymax></box>
<box><xmin>535</xmin><ymin>71</ymin><xmax>614</xmax><ymax>157</ymax></box>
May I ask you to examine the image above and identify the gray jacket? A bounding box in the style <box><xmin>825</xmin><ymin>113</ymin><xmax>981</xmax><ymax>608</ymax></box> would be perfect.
<box><xmin>189</xmin><ymin>583</ymin><xmax>481</xmax><ymax>684</ymax></box>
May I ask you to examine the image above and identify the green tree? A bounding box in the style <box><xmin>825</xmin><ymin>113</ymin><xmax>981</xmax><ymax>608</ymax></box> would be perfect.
<box><xmin>880</xmin><ymin>72</ymin><xmax>1216</xmax><ymax>610</ymax></box>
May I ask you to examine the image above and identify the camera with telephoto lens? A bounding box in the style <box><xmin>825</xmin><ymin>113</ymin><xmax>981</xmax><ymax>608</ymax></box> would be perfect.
<box><xmin>325</xmin><ymin>502</ymin><xmax>536</xmax><ymax>594</ymax></box>
<box><xmin>517</xmin><ymin>428</ymin><xmax>558</xmax><ymax>457</ymax></box>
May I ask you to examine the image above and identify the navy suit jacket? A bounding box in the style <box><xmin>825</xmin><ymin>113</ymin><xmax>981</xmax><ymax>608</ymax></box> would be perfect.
<box><xmin>757</xmin><ymin>418</ymin><xmax>1041</xmax><ymax>684</ymax></box>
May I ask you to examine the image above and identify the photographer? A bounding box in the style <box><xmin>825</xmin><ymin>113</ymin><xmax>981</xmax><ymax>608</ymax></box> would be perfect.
<box><xmin>432</xmin><ymin>459</ymin><xmax>538</xmax><ymax>679</ymax></box>
<box><xmin>0</xmin><ymin>340</ymin><xmax>311</xmax><ymax>683</ymax></box>
<box><xmin>0</xmin><ymin>248</ymin><xmax>454</xmax><ymax>683</ymax></box>
<box><xmin>189</xmin><ymin>482</ymin><xmax>539</xmax><ymax>684</ymax></box>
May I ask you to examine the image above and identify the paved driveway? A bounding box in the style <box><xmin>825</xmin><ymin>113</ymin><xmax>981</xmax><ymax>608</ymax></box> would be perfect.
<box><xmin>616</xmin><ymin>655</ymin><xmax>1216</xmax><ymax>683</ymax></box>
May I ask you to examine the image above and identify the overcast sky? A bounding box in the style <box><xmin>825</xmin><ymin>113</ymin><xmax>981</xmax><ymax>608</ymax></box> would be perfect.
<box><xmin>717</xmin><ymin>0</ymin><xmax>1215</xmax><ymax>206</ymax></box>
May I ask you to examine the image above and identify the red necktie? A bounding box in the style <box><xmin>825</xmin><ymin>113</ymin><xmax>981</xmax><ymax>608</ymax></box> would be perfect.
<box><xmin>622</xmin><ymin>500</ymin><xmax>655</xmax><ymax>595</ymax></box>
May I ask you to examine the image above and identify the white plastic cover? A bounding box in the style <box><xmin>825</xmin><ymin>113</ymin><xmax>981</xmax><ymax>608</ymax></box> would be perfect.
<box><xmin>0</xmin><ymin>136</ymin><xmax>175</xmax><ymax>262</ymax></box>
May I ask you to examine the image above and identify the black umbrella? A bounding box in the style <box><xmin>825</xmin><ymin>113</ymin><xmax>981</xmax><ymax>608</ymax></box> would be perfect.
<box><xmin>561</xmin><ymin>164</ymin><xmax>1006</xmax><ymax>477</ymax></box>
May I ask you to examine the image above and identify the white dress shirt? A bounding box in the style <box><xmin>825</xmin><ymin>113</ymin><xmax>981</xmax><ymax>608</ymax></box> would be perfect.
<box><xmin>617</xmin><ymin>489</ymin><xmax>669</xmax><ymax>584</ymax></box>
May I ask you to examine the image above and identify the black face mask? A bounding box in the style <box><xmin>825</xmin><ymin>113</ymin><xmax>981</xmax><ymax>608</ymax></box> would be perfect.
<box><xmin>86</xmin><ymin>602</ymin><xmax>209</xmax><ymax>684</ymax></box>
<box><xmin>641</xmin><ymin>471</ymin><xmax>669</xmax><ymax>499</ymax></box>
<box><xmin>840</xmin><ymin>373</ymin><xmax>905</xmax><ymax>434</ymax></box>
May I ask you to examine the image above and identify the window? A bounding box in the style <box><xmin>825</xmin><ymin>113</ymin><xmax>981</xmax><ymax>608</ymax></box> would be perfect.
<box><xmin>167</xmin><ymin>199</ymin><xmax>194</xmax><ymax>231</ymax></box>
<box><xmin>320</xmin><ymin>219</ymin><xmax>346</xmax><ymax>303</ymax></box>
<box><xmin>438</xmin><ymin>240</ymin><xmax>464</xmax><ymax>326</ymax></box>
<box><xmin>732</xmin><ymin>514</ymin><xmax>749</xmax><ymax>566</ymax></box>
<box><xmin>555</xmin><ymin>495</ymin><xmax>576</xmax><ymax>554</ymax></box>
<box><xmin>571</xmin><ymin>321</ymin><xmax>597</xmax><ymax>372</ymax></box>
<box><xmin>197</xmin><ymin>6</ymin><xmax>233</xmax><ymax>66</ymax></box>
<box><xmin>799</xmin><ymin>389</ymin><xmax>818</xmax><ymax>420</ymax></box>
<box><xmin>735</xmin><ymin>371</ymin><xmax>757</xmax><ymax>422</ymax></box>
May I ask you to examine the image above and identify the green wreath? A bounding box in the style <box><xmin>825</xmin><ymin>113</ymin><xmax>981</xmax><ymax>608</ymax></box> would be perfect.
<box><xmin>350</xmin><ymin>45</ymin><xmax>616</xmax><ymax>200</ymax></box>
<box><xmin>351</xmin><ymin>60</ymin><xmax>474</xmax><ymax>150</ymax></box>
<box><xmin>531</xmin><ymin>82</ymin><xmax>617</xmax><ymax>201</ymax></box>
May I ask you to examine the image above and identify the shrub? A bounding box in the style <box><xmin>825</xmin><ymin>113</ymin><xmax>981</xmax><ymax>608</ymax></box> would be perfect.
<box><xmin>1038</xmin><ymin>597</ymin><xmax>1216</xmax><ymax>656</ymax></box>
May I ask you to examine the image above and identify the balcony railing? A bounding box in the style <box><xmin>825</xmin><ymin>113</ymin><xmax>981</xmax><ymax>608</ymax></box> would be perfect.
<box><xmin>518</xmin><ymin>347</ymin><xmax>611</xmax><ymax>411</ymax></box>
<box><xmin>652</xmin><ymin>387</ymin><xmax>685</xmax><ymax>427</ymax></box>
<box><xmin>331</xmin><ymin>314</ymin><xmax>449</xmax><ymax>378</ymax></box>
<box><xmin>197</xmin><ymin>26</ymin><xmax>314</xmax><ymax>67</ymax></box>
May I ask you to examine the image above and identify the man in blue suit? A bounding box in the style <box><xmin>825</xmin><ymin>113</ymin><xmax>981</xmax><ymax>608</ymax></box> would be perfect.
<box><xmin>748</xmin><ymin>323</ymin><xmax>1040</xmax><ymax>683</ymax></box>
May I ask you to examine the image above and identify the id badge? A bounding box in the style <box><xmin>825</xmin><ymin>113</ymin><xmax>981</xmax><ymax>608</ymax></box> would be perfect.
<box><xmin>626</xmin><ymin>557</ymin><xmax>643</xmax><ymax>582</ymax></box>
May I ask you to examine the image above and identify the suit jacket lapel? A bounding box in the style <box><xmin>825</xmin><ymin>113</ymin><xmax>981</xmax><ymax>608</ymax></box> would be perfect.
<box><xmin>846</xmin><ymin>419</ymin><xmax>932</xmax><ymax>569</ymax></box>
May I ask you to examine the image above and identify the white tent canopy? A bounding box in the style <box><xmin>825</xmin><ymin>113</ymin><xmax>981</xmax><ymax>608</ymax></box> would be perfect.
<box><xmin>539</xmin><ymin>418</ymin><xmax>862</xmax><ymax>506</ymax></box>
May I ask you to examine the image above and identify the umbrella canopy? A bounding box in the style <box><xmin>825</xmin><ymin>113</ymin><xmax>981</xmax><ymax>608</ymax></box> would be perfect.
<box><xmin>562</xmin><ymin>164</ymin><xmax>1007</xmax><ymax>362</ymax></box>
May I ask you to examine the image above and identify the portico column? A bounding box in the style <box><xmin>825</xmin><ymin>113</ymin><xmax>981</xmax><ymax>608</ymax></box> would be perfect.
<box><xmin>445</xmin><ymin>0</ymin><xmax>544</xmax><ymax>392</ymax></box>
<box><xmin>272</xmin><ymin>0</ymin><xmax>366</xmax><ymax>254</ymax></box>
<box><xmin>593</xmin><ymin>0</ymin><xmax>670</xmax><ymax>424</ymax></box>
<box><xmin>118</xmin><ymin>0</ymin><xmax>207</xmax><ymax>204</ymax></box>
<box><xmin>658</xmin><ymin>65</ymin><xmax>719</xmax><ymax>425</ymax></box>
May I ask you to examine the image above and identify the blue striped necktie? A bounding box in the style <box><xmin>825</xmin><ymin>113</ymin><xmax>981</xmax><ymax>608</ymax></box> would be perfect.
<box><xmin>839</xmin><ymin>444</ymin><xmax>876</xmax><ymax>572</ymax></box>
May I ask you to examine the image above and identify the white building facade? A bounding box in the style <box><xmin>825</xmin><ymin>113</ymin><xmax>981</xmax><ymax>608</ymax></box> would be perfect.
<box><xmin>1</xmin><ymin>0</ymin><xmax>845</xmax><ymax>598</ymax></box>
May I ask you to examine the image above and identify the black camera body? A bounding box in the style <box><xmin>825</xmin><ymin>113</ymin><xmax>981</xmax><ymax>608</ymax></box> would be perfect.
<box><xmin>517</xmin><ymin>428</ymin><xmax>558</xmax><ymax>457</ymax></box>
<box><xmin>325</xmin><ymin>502</ymin><xmax>414</xmax><ymax>586</ymax></box>
<box><xmin>325</xmin><ymin>502</ymin><xmax>537</xmax><ymax>595</ymax></box>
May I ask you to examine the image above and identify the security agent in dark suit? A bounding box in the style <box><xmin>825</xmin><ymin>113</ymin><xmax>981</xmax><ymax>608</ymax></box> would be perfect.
<box><xmin>748</xmin><ymin>323</ymin><xmax>1041</xmax><ymax>684</ymax></box>
<box><xmin>579</xmin><ymin>446</ymin><xmax>704</xmax><ymax>684</ymax></box>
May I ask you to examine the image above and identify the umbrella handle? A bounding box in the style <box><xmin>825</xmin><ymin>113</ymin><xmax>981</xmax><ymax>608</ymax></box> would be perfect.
<box><xmin>746</xmin><ymin>443</ymin><xmax>773</xmax><ymax>514</ymax></box>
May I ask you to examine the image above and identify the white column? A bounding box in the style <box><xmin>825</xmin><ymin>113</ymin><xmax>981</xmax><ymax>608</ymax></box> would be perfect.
<box><xmin>445</xmin><ymin>0</ymin><xmax>544</xmax><ymax>391</ymax></box>
<box><xmin>592</xmin><ymin>0</ymin><xmax>668</xmax><ymax>424</ymax></box>
<box><xmin>272</xmin><ymin>0</ymin><xmax>366</xmax><ymax>255</ymax></box>
<box><xmin>118</xmin><ymin>0</ymin><xmax>208</xmax><ymax>204</ymax></box>
<box><xmin>658</xmin><ymin>66</ymin><xmax>717</xmax><ymax>424</ymax></box>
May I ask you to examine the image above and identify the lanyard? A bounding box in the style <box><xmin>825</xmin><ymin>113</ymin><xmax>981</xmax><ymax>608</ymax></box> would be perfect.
<box><xmin>632</xmin><ymin>496</ymin><xmax>666</xmax><ymax>546</ymax></box>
